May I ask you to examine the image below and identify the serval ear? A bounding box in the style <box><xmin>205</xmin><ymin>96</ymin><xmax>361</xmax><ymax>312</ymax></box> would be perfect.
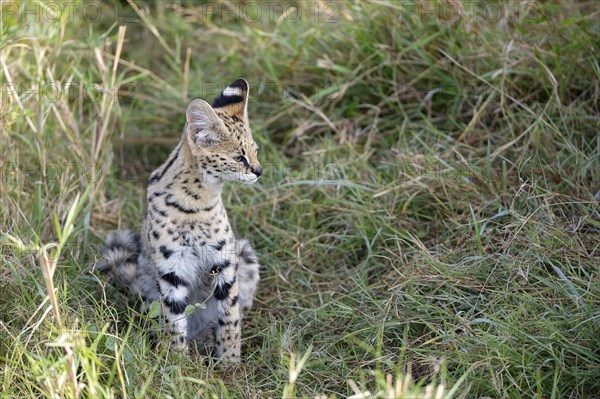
<box><xmin>186</xmin><ymin>99</ymin><xmax>227</xmax><ymax>147</ymax></box>
<box><xmin>211</xmin><ymin>78</ymin><xmax>249</xmax><ymax>120</ymax></box>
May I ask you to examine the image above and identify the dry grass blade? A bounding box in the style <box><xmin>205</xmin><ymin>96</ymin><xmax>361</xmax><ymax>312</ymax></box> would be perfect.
<box><xmin>0</xmin><ymin>53</ymin><xmax>38</xmax><ymax>134</ymax></box>
<box><xmin>1</xmin><ymin>1</ymin><xmax>598</xmax><ymax>398</ymax></box>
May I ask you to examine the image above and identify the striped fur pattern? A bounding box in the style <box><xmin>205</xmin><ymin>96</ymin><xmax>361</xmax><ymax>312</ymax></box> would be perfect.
<box><xmin>100</xmin><ymin>78</ymin><xmax>261</xmax><ymax>365</ymax></box>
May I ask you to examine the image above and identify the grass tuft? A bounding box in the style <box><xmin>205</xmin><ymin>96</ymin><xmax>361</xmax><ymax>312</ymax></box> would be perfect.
<box><xmin>1</xmin><ymin>0</ymin><xmax>599</xmax><ymax>397</ymax></box>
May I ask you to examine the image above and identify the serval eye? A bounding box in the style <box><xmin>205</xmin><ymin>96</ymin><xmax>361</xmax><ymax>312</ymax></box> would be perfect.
<box><xmin>233</xmin><ymin>156</ymin><xmax>249</xmax><ymax>167</ymax></box>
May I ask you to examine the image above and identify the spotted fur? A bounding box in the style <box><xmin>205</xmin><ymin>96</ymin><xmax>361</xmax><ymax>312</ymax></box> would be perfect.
<box><xmin>100</xmin><ymin>78</ymin><xmax>261</xmax><ymax>365</ymax></box>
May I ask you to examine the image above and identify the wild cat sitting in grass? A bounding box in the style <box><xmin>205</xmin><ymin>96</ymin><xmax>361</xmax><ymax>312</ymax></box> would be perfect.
<box><xmin>99</xmin><ymin>78</ymin><xmax>262</xmax><ymax>365</ymax></box>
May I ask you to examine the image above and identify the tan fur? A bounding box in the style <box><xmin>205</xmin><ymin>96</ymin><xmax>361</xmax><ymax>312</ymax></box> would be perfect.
<box><xmin>101</xmin><ymin>79</ymin><xmax>262</xmax><ymax>365</ymax></box>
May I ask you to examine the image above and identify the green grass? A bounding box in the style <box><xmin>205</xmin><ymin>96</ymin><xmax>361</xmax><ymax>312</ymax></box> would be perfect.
<box><xmin>1</xmin><ymin>0</ymin><xmax>599</xmax><ymax>397</ymax></box>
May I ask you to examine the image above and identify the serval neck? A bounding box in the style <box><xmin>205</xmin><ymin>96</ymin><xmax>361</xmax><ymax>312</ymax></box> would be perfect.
<box><xmin>147</xmin><ymin>140</ymin><xmax>224</xmax><ymax>215</ymax></box>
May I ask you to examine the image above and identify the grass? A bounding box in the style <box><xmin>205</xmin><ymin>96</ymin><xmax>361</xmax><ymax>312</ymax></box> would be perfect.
<box><xmin>1</xmin><ymin>0</ymin><xmax>599</xmax><ymax>397</ymax></box>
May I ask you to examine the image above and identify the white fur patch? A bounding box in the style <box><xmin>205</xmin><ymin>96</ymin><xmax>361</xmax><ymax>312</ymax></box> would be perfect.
<box><xmin>239</xmin><ymin>174</ymin><xmax>259</xmax><ymax>184</ymax></box>
<box><xmin>223</xmin><ymin>87</ymin><xmax>242</xmax><ymax>96</ymax></box>
<box><xmin>221</xmin><ymin>171</ymin><xmax>259</xmax><ymax>184</ymax></box>
<box><xmin>163</xmin><ymin>284</ymin><xmax>189</xmax><ymax>301</ymax></box>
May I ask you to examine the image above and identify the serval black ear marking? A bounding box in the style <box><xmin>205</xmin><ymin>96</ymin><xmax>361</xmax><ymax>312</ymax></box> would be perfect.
<box><xmin>212</xmin><ymin>78</ymin><xmax>249</xmax><ymax>119</ymax></box>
